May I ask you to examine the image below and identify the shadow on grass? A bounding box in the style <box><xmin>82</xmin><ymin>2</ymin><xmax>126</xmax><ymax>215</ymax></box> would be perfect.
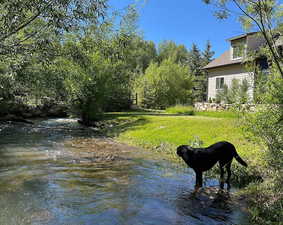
<box><xmin>100</xmin><ymin>114</ymin><xmax>150</xmax><ymax>138</ymax></box>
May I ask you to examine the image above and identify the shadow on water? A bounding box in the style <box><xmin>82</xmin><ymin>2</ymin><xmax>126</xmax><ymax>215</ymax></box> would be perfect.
<box><xmin>0</xmin><ymin>119</ymin><xmax>248</xmax><ymax>225</ymax></box>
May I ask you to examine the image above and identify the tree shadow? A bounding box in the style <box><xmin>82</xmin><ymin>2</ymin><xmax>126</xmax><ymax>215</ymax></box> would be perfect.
<box><xmin>100</xmin><ymin>114</ymin><xmax>150</xmax><ymax>138</ymax></box>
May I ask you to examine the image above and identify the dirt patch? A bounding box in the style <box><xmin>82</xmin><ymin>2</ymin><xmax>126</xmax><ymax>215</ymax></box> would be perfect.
<box><xmin>63</xmin><ymin>137</ymin><xmax>139</xmax><ymax>163</ymax></box>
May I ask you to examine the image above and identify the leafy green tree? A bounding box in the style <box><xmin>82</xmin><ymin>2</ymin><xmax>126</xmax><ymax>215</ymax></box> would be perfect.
<box><xmin>136</xmin><ymin>58</ymin><xmax>193</xmax><ymax>109</ymax></box>
<box><xmin>0</xmin><ymin>0</ymin><xmax>107</xmax><ymax>56</ymax></box>
<box><xmin>127</xmin><ymin>38</ymin><xmax>157</xmax><ymax>74</ymax></box>
<box><xmin>0</xmin><ymin>0</ymin><xmax>107</xmax><ymax>109</ymax></box>
<box><xmin>158</xmin><ymin>41</ymin><xmax>189</xmax><ymax>65</ymax></box>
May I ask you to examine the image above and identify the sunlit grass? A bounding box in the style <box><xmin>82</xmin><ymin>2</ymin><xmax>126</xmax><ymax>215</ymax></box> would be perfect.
<box><xmin>103</xmin><ymin>113</ymin><xmax>266</xmax><ymax>178</ymax></box>
<box><xmin>165</xmin><ymin>105</ymin><xmax>195</xmax><ymax>115</ymax></box>
<box><xmin>194</xmin><ymin>110</ymin><xmax>240</xmax><ymax>118</ymax></box>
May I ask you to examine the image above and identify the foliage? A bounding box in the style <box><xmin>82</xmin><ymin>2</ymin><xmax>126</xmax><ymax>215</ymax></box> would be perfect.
<box><xmin>165</xmin><ymin>105</ymin><xmax>195</xmax><ymax>115</ymax></box>
<box><xmin>0</xmin><ymin>0</ymin><xmax>107</xmax><ymax>56</ymax></box>
<box><xmin>203</xmin><ymin>0</ymin><xmax>283</xmax><ymax>77</ymax></box>
<box><xmin>216</xmin><ymin>78</ymin><xmax>250</xmax><ymax>104</ymax></box>
<box><xmin>202</xmin><ymin>40</ymin><xmax>215</xmax><ymax>66</ymax></box>
<box><xmin>157</xmin><ymin>41</ymin><xmax>189</xmax><ymax>65</ymax></box>
<box><xmin>243</xmin><ymin>177</ymin><xmax>283</xmax><ymax>225</ymax></box>
<box><xmin>190</xmin><ymin>43</ymin><xmax>206</xmax><ymax>102</ymax></box>
<box><xmin>239</xmin><ymin>66</ymin><xmax>282</xmax><ymax>224</ymax></box>
<box><xmin>56</xmin><ymin>28</ymin><xmax>138</xmax><ymax>122</ymax></box>
<box><xmin>0</xmin><ymin>0</ymin><xmax>107</xmax><ymax>117</ymax></box>
<box><xmin>190</xmin><ymin>42</ymin><xmax>214</xmax><ymax>102</ymax></box>
<box><xmin>244</xmin><ymin>70</ymin><xmax>282</xmax><ymax>168</ymax></box>
<box><xmin>135</xmin><ymin>58</ymin><xmax>193</xmax><ymax>109</ymax></box>
<box><xmin>0</xmin><ymin>4</ymin><xmax>149</xmax><ymax>123</ymax></box>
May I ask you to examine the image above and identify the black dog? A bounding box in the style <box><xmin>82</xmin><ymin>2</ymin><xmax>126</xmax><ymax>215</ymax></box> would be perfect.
<box><xmin>177</xmin><ymin>141</ymin><xmax>247</xmax><ymax>190</ymax></box>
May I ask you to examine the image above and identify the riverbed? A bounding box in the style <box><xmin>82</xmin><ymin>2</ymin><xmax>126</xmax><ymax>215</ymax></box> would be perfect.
<box><xmin>0</xmin><ymin>118</ymin><xmax>248</xmax><ymax>225</ymax></box>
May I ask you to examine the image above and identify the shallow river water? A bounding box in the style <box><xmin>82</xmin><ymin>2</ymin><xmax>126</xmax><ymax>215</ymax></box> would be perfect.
<box><xmin>0</xmin><ymin>119</ymin><xmax>247</xmax><ymax>225</ymax></box>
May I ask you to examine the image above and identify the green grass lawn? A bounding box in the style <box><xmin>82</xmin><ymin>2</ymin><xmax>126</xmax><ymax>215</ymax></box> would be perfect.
<box><xmin>101</xmin><ymin>111</ymin><xmax>279</xmax><ymax>224</ymax></box>
<box><xmin>102</xmin><ymin>112</ymin><xmax>266</xmax><ymax>184</ymax></box>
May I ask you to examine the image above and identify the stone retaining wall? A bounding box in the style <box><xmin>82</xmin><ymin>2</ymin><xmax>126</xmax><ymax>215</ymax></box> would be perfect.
<box><xmin>194</xmin><ymin>102</ymin><xmax>257</xmax><ymax>112</ymax></box>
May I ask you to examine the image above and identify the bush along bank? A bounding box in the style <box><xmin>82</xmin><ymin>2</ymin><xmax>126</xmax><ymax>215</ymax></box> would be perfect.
<box><xmin>0</xmin><ymin>100</ymin><xmax>68</xmax><ymax>123</ymax></box>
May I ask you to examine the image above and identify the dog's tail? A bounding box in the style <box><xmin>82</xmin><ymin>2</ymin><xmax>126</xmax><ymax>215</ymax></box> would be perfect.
<box><xmin>229</xmin><ymin>142</ymin><xmax>248</xmax><ymax>167</ymax></box>
<box><xmin>234</xmin><ymin>154</ymin><xmax>248</xmax><ymax>167</ymax></box>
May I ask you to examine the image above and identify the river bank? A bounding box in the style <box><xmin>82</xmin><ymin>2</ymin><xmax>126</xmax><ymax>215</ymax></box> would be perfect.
<box><xmin>0</xmin><ymin>100</ymin><xmax>68</xmax><ymax>123</ymax></box>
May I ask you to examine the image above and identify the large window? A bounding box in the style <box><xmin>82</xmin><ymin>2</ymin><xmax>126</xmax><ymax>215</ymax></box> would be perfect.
<box><xmin>216</xmin><ymin>77</ymin><xmax>224</xmax><ymax>89</ymax></box>
<box><xmin>231</xmin><ymin>39</ymin><xmax>245</xmax><ymax>59</ymax></box>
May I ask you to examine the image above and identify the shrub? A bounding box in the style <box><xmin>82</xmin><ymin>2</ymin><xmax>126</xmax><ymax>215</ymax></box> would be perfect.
<box><xmin>135</xmin><ymin>58</ymin><xmax>193</xmax><ymax>109</ymax></box>
<box><xmin>243</xmin><ymin>69</ymin><xmax>283</xmax><ymax>224</ymax></box>
<box><xmin>216</xmin><ymin>78</ymin><xmax>250</xmax><ymax>104</ymax></box>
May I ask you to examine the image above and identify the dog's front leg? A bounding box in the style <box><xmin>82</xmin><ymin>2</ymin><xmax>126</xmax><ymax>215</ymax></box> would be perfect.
<box><xmin>195</xmin><ymin>171</ymin><xmax>203</xmax><ymax>191</ymax></box>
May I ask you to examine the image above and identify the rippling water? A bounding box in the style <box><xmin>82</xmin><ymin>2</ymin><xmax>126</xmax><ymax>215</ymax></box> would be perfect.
<box><xmin>0</xmin><ymin>119</ymin><xmax>247</xmax><ymax>225</ymax></box>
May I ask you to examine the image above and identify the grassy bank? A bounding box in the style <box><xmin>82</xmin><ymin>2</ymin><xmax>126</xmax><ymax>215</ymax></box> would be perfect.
<box><xmin>100</xmin><ymin>111</ymin><xmax>283</xmax><ymax>224</ymax></box>
<box><xmin>102</xmin><ymin>111</ymin><xmax>266</xmax><ymax>184</ymax></box>
<box><xmin>101</xmin><ymin>110</ymin><xmax>283</xmax><ymax>224</ymax></box>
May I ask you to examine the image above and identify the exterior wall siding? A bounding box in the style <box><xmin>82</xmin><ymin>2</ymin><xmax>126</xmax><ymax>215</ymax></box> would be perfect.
<box><xmin>207</xmin><ymin>64</ymin><xmax>254</xmax><ymax>101</ymax></box>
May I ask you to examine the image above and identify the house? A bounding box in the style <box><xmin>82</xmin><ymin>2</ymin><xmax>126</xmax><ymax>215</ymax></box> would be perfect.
<box><xmin>203</xmin><ymin>32</ymin><xmax>281</xmax><ymax>102</ymax></box>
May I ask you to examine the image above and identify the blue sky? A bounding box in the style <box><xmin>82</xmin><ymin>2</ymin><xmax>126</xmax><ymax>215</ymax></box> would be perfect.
<box><xmin>108</xmin><ymin>0</ymin><xmax>253</xmax><ymax>58</ymax></box>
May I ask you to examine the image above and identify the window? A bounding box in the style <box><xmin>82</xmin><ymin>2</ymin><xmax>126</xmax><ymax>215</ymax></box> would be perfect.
<box><xmin>231</xmin><ymin>39</ymin><xmax>246</xmax><ymax>59</ymax></box>
<box><xmin>216</xmin><ymin>77</ymin><xmax>224</xmax><ymax>89</ymax></box>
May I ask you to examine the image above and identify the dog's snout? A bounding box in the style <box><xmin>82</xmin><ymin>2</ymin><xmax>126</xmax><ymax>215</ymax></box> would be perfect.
<box><xmin>176</xmin><ymin>146</ymin><xmax>183</xmax><ymax>157</ymax></box>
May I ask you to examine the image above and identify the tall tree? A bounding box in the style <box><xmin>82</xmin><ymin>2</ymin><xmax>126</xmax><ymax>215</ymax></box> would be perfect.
<box><xmin>189</xmin><ymin>43</ymin><xmax>206</xmax><ymax>102</ymax></box>
<box><xmin>202</xmin><ymin>40</ymin><xmax>215</xmax><ymax>65</ymax></box>
<box><xmin>158</xmin><ymin>40</ymin><xmax>189</xmax><ymax>65</ymax></box>
<box><xmin>136</xmin><ymin>58</ymin><xmax>193</xmax><ymax>109</ymax></box>
<box><xmin>202</xmin><ymin>40</ymin><xmax>215</xmax><ymax>101</ymax></box>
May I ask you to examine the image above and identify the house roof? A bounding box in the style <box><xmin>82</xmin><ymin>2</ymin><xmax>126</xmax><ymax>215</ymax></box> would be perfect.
<box><xmin>203</xmin><ymin>50</ymin><xmax>242</xmax><ymax>69</ymax></box>
<box><xmin>226</xmin><ymin>32</ymin><xmax>257</xmax><ymax>41</ymax></box>
<box><xmin>204</xmin><ymin>32</ymin><xmax>266</xmax><ymax>70</ymax></box>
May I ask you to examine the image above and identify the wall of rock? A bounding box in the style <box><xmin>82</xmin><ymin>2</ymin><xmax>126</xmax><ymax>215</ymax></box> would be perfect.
<box><xmin>194</xmin><ymin>102</ymin><xmax>257</xmax><ymax>112</ymax></box>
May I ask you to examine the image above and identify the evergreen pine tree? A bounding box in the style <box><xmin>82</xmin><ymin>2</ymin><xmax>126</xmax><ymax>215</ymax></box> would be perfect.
<box><xmin>202</xmin><ymin>40</ymin><xmax>215</xmax><ymax>102</ymax></box>
<box><xmin>189</xmin><ymin>43</ymin><xmax>205</xmax><ymax>102</ymax></box>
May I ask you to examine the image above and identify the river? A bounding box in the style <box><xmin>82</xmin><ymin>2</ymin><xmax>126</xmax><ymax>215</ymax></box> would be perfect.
<box><xmin>0</xmin><ymin>118</ymin><xmax>248</xmax><ymax>225</ymax></box>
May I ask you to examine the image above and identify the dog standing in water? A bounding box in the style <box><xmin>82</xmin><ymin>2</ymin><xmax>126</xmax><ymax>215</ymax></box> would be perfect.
<box><xmin>177</xmin><ymin>141</ymin><xmax>248</xmax><ymax>190</ymax></box>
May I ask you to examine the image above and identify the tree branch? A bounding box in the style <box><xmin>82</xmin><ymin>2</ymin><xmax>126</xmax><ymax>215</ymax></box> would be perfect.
<box><xmin>0</xmin><ymin>11</ymin><xmax>42</xmax><ymax>42</ymax></box>
<box><xmin>0</xmin><ymin>0</ymin><xmax>53</xmax><ymax>43</ymax></box>
<box><xmin>232</xmin><ymin>0</ymin><xmax>283</xmax><ymax>78</ymax></box>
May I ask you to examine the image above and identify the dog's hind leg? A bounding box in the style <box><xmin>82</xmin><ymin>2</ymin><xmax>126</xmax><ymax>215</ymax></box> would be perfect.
<box><xmin>219</xmin><ymin>163</ymin><xmax>225</xmax><ymax>189</ymax></box>
<box><xmin>225</xmin><ymin>162</ymin><xmax>232</xmax><ymax>190</ymax></box>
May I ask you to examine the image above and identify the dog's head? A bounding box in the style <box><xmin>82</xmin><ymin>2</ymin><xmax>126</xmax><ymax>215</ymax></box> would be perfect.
<box><xmin>176</xmin><ymin>145</ymin><xmax>193</xmax><ymax>157</ymax></box>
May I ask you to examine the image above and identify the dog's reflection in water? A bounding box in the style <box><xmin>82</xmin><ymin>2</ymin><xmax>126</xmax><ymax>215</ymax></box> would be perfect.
<box><xmin>175</xmin><ymin>187</ymin><xmax>232</xmax><ymax>222</ymax></box>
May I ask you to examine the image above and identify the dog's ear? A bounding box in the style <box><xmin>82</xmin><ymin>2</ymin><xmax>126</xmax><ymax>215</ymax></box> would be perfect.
<box><xmin>176</xmin><ymin>145</ymin><xmax>188</xmax><ymax>157</ymax></box>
